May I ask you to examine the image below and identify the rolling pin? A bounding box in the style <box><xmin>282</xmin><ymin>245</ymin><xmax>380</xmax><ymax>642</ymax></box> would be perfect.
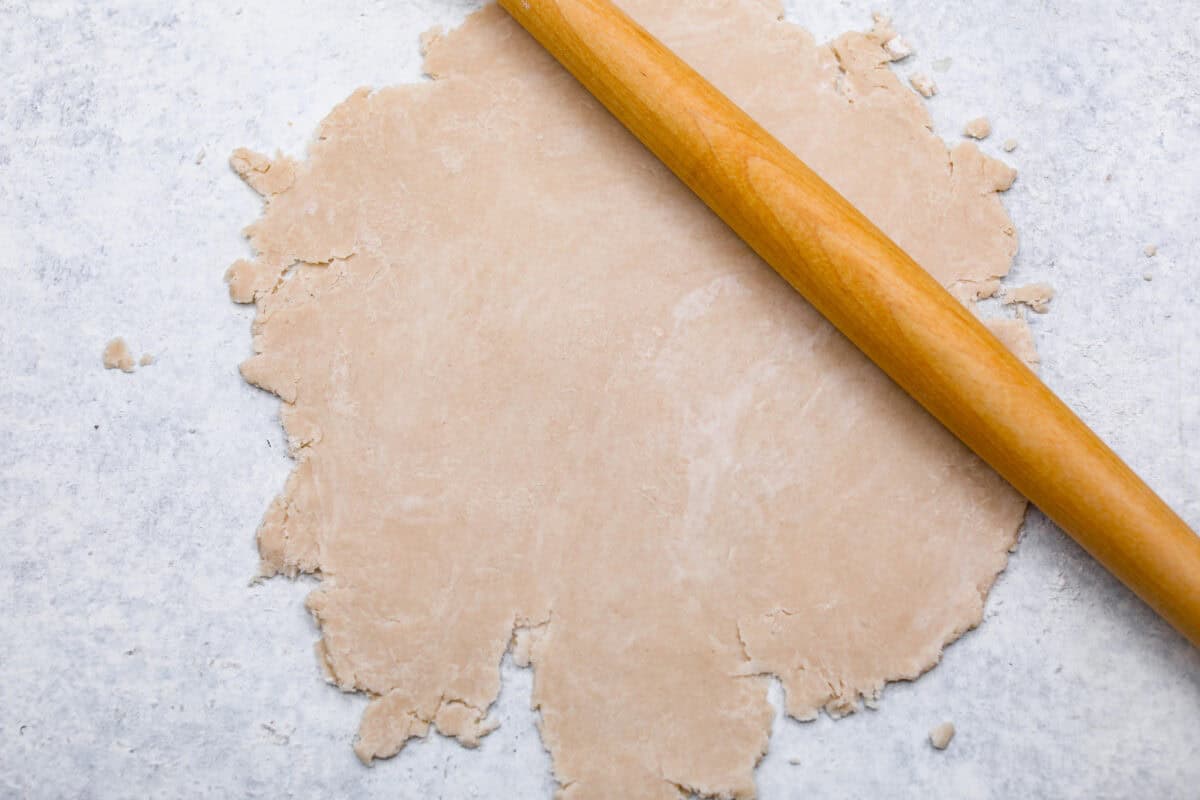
<box><xmin>498</xmin><ymin>0</ymin><xmax>1200</xmax><ymax>646</ymax></box>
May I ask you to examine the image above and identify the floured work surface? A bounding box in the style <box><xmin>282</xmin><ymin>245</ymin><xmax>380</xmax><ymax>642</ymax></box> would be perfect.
<box><xmin>229</xmin><ymin>1</ymin><xmax>1029</xmax><ymax>796</ymax></box>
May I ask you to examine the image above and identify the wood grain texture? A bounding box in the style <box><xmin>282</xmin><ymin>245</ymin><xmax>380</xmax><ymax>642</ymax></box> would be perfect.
<box><xmin>498</xmin><ymin>0</ymin><xmax>1200</xmax><ymax>646</ymax></box>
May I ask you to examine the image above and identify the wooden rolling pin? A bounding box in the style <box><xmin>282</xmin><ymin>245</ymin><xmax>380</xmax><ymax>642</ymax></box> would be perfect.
<box><xmin>498</xmin><ymin>0</ymin><xmax>1200</xmax><ymax>646</ymax></box>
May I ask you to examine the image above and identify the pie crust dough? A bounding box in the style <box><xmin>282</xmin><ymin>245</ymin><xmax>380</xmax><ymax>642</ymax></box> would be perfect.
<box><xmin>229</xmin><ymin>2</ymin><xmax>1029</xmax><ymax>796</ymax></box>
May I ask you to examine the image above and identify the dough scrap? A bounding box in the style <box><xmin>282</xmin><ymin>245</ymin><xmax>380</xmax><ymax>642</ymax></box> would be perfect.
<box><xmin>1002</xmin><ymin>282</ymin><xmax>1055</xmax><ymax>314</ymax></box>
<box><xmin>870</xmin><ymin>14</ymin><xmax>912</xmax><ymax>62</ymax></box>
<box><xmin>929</xmin><ymin>721</ymin><xmax>956</xmax><ymax>750</ymax></box>
<box><xmin>964</xmin><ymin>116</ymin><xmax>992</xmax><ymax>140</ymax></box>
<box><xmin>102</xmin><ymin>337</ymin><xmax>136</xmax><ymax>373</ymax></box>
<box><xmin>909</xmin><ymin>73</ymin><xmax>937</xmax><ymax>98</ymax></box>
<box><xmin>229</xmin><ymin>3</ymin><xmax>1031</xmax><ymax>797</ymax></box>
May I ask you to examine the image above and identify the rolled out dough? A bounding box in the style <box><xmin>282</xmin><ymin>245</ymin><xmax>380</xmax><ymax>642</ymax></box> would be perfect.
<box><xmin>228</xmin><ymin>2</ymin><xmax>1030</xmax><ymax>797</ymax></box>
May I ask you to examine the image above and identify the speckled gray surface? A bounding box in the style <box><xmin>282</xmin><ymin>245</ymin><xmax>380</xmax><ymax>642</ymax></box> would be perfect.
<box><xmin>2</xmin><ymin>1</ymin><xmax>1198</xmax><ymax>798</ymax></box>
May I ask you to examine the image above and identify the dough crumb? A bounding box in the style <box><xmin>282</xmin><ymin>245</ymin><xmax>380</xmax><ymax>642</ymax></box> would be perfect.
<box><xmin>964</xmin><ymin>116</ymin><xmax>992</xmax><ymax>140</ymax></box>
<box><xmin>1003</xmin><ymin>138</ymin><xmax>1018</xmax><ymax>152</ymax></box>
<box><xmin>1143</xmin><ymin>244</ymin><xmax>1158</xmax><ymax>257</ymax></box>
<box><xmin>195</xmin><ymin>147</ymin><xmax>206</xmax><ymax>165</ymax></box>
<box><xmin>1143</xmin><ymin>272</ymin><xmax>1154</xmax><ymax>281</ymax></box>
<box><xmin>929</xmin><ymin>721</ymin><xmax>956</xmax><ymax>750</ymax></box>
<box><xmin>883</xmin><ymin>35</ymin><xmax>913</xmax><ymax>61</ymax></box>
<box><xmin>1002</xmin><ymin>282</ymin><xmax>1055</xmax><ymax>314</ymax></box>
<box><xmin>909</xmin><ymin>74</ymin><xmax>937</xmax><ymax>98</ymax></box>
<box><xmin>787</xmin><ymin>756</ymin><xmax>803</xmax><ymax>765</ymax></box>
<box><xmin>102</xmin><ymin>338</ymin><xmax>136</xmax><ymax>373</ymax></box>
<box><xmin>139</xmin><ymin>353</ymin><xmax>155</xmax><ymax>367</ymax></box>
<box><xmin>869</xmin><ymin>14</ymin><xmax>913</xmax><ymax>61</ymax></box>
<box><xmin>932</xmin><ymin>57</ymin><xmax>953</xmax><ymax>72</ymax></box>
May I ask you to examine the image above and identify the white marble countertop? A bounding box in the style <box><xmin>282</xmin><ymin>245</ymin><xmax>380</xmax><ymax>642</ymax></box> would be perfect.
<box><xmin>2</xmin><ymin>1</ymin><xmax>1197</xmax><ymax>797</ymax></box>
